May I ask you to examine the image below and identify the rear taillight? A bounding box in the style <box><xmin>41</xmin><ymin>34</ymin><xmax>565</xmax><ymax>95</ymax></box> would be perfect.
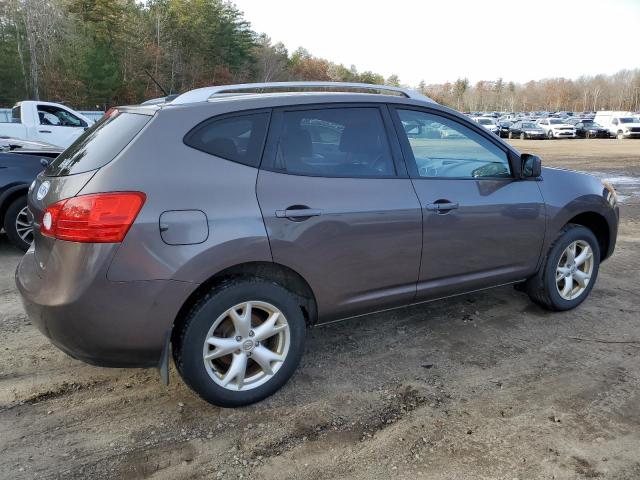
<box><xmin>41</xmin><ymin>192</ymin><xmax>146</xmax><ymax>243</ymax></box>
<box><xmin>103</xmin><ymin>107</ymin><xmax>118</xmax><ymax>119</ymax></box>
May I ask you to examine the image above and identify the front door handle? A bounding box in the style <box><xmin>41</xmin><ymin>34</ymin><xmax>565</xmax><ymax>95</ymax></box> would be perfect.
<box><xmin>425</xmin><ymin>201</ymin><xmax>459</xmax><ymax>212</ymax></box>
<box><xmin>38</xmin><ymin>130</ymin><xmax>52</xmax><ymax>133</ymax></box>
<box><xmin>275</xmin><ymin>207</ymin><xmax>322</xmax><ymax>220</ymax></box>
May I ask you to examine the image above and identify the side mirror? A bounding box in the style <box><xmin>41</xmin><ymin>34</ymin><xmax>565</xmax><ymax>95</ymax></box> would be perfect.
<box><xmin>521</xmin><ymin>153</ymin><xmax>541</xmax><ymax>178</ymax></box>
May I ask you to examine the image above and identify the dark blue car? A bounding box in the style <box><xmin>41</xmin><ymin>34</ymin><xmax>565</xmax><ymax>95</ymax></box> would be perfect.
<box><xmin>1</xmin><ymin>138</ymin><xmax>61</xmax><ymax>250</ymax></box>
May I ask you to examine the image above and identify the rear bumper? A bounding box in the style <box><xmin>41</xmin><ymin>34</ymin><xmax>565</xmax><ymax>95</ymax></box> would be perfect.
<box><xmin>16</xmin><ymin>245</ymin><xmax>196</xmax><ymax>367</ymax></box>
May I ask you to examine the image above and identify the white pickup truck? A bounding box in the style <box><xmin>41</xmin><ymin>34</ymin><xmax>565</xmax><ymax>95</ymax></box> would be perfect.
<box><xmin>0</xmin><ymin>101</ymin><xmax>94</xmax><ymax>148</ymax></box>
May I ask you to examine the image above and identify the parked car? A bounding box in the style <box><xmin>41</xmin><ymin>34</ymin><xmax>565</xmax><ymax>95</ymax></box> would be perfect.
<box><xmin>536</xmin><ymin>118</ymin><xmax>576</xmax><ymax>139</ymax></box>
<box><xmin>473</xmin><ymin>117</ymin><xmax>499</xmax><ymax>135</ymax></box>
<box><xmin>16</xmin><ymin>82</ymin><xmax>619</xmax><ymax>407</ymax></box>
<box><xmin>497</xmin><ymin>121</ymin><xmax>513</xmax><ymax>138</ymax></box>
<box><xmin>1</xmin><ymin>139</ymin><xmax>61</xmax><ymax>250</ymax></box>
<box><xmin>593</xmin><ymin>111</ymin><xmax>640</xmax><ymax>139</ymax></box>
<box><xmin>508</xmin><ymin>121</ymin><xmax>546</xmax><ymax>140</ymax></box>
<box><xmin>567</xmin><ymin>119</ymin><xmax>609</xmax><ymax>138</ymax></box>
<box><xmin>0</xmin><ymin>101</ymin><xmax>94</xmax><ymax>148</ymax></box>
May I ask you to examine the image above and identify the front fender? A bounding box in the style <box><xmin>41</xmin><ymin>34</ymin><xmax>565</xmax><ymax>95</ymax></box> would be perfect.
<box><xmin>538</xmin><ymin>167</ymin><xmax>619</xmax><ymax>260</ymax></box>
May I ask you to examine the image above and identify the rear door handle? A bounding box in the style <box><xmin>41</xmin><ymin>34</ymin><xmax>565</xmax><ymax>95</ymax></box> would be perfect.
<box><xmin>275</xmin><ymin>208</ymin><xmax>322</xmax><ymax>220</ymax></box>
<box><xmin>425</xmin><ymin>202</ymin><xmax>459</xmax><ymax>212</ymax></box>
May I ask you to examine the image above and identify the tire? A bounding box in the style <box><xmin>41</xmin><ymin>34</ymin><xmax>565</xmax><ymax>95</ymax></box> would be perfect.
<box><xmin>547</xmin><ymin>130</ymin><xmax>554</xmax><ymax>139</ymax></box>
<box><xmin>508</xmin><ymin>132</ymin><xmax>513</xmax><ymax>139</ymax></box>
<box><xmin>520</xmin><ymin>132</ymin><xmax>526</xmax><ymax>140</ymax></box>
<box><xmin>525</xmin><ymin>224</ymin><xmax>600</xmax><ymax>311</ymax></box>
<box><xmin>617</xmin><ymin>131</ymin><xmax>625</xmax><ymax>140</ymax></box>
<box><xmin>174</xmin><ymin>277</ymin><xmax>306</xmax><ymax>407</ymax></box>
<box><xmin>3</xmin><ymin>196</ymin><xmax>32</xmax><ymax>251</ymax></box>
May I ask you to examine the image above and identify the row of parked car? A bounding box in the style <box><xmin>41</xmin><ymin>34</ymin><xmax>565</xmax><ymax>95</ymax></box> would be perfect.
<box><xmin>470</xmin><ymin>111</ymin><xmax>640</xmax><ymax>140</ymax></box>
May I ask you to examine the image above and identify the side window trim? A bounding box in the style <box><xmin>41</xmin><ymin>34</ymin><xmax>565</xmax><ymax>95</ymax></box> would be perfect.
<box><xmin>183</xmin><ymin>108</ymin><xmax>272</xmax><ymax>168</ymax></box>
<box><xmin>388</xmin><ymin>105</ymin><xmax>517</xmax><ymax>180</ymax></box>
<box><xmin>260</xmin><ymin>103</ymin><xmax>405</xmax><ymax>179</ymax></box>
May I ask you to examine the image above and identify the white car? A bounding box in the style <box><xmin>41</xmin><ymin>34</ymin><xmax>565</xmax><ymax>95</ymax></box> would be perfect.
<box><xmin>474</xmin><ymin>117</ymin><xmax>499</xmax><ymax>135</ymax></box>
<box><xmin>0</xmin><ymin>101</ymin><xmax>94</xmax><ymax>148</ymax></box>
<box><xmin>593</xmin><ymin>111</ymin><xmax>640</xmax><ymax>139</ymax></box>
<box><xmin>536</xmin><ymin>118</ymin><xmax>576</xmax><ymax>139</ymax></box>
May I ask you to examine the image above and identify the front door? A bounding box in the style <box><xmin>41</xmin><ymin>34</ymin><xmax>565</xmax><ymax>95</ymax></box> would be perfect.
<box><xmin>391</xmin><ymin>107</ymin><xmax>546</xmax><ymax>301</ymax></box>
<box><xmin>257</xmin><ymin>105</ymin><xmax>422</xmax><ymax>321</ymax></box>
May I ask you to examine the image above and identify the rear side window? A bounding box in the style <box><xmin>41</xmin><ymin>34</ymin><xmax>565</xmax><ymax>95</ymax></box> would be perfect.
<box><xmin>184</xmin><ymin>112</ymin><xmax>270</xmax><ymax>167</ymax></box>
<box><xmin>274</xmin><ymin>107</ymin><xmax>395</xmax><ymax>177</ymax></box>
<box><xmin>46</xmin><ymin>112</ymin><xmax>150</xmax><ymax>176</ymax></box>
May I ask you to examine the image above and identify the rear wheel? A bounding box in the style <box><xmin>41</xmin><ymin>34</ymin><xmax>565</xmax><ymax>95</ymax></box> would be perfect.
<box><xmin>525</xmin><ymin>225</ymin><xmax>600</xmax><ymax>311</ymax></box>
<box><xmin>174</xmin><ymin>278</ymin><xmax>306</xmax><ymax>407</ymax></box>
<box><xmin>3</xmin><ymin>196</ymin><xmax>32</xmax><ymax>251</ymax></box>
<box><xmin>520</xmin><ymin>132</ymin><xmax>526</xmax><ymax>140</ymax></box>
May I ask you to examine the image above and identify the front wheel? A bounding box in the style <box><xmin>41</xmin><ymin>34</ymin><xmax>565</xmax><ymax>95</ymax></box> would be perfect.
<box><xmin>508</xmin><ymin>132</ymin><xmax>513</xmax><ymax>139</ymax></box>
<box><xmin>520</xmin><ymin>132</ymin><xmax>526</xmax><ymax>140</ymax></box>
<box><xmin>526</xmin><ymin>225</ymin><xmax>600</xmax><ymax>311</ymax></box>
<box><xmin>3</xmin><ymin>196</ymin><xmax>33</xmax><ymax>251</ymax></box>
<box><xmin>174</xmin><ymin>278</ymin><xmax>306</xmax><ymax>407</ymax></box>
<box><xmin>617</xmin><ymin>131</ymin><xmax>625</xmax><ymax>140</ymax></box>
<box><xmin>547</xmin><ymin>130</ymin><xmax>554</xmax><ymax>139</ymax></box>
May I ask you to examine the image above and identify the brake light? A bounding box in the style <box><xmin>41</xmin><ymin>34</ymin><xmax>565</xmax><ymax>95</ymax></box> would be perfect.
<box><xmin>41</xmin><ymin>192</ymin><xmax>146</xmax><ymax>243</ymax></box>
<box><xmin>103</xmin><ymin>107</ymin><xmax>118</xmax><ymax>119</ymax></box>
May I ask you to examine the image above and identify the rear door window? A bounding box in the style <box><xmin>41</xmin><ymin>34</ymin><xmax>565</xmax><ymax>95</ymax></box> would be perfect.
<box><xmin>46</xmin><ymin>111</ymin><xmax>151</xmax><ymax>176</ymax></box>
<box><xmin>273</xmin><ymin>107</ymin><xmax>395</xmax><ymax>177</ymax></box>
<box><xmin>184</xmin><ymin>112</ymin><xmax>270</xmax><ymax>167</ymax></box>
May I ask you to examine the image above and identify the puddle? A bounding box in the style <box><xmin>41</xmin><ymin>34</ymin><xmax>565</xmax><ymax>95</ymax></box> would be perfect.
<box><xmin>591</xmin><ymin>172</ymin><xmax>640</xmax><ymax>204</ymax></box>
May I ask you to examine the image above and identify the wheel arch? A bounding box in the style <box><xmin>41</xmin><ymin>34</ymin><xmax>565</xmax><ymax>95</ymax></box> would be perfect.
<box><xmin>0</xmin><ymin>185</ymin><xmax>29</xmax><ymax>227</ymax></box>
<box><xmin>171</xmin><ymin>261</ymin><xmax>318</xmax><ymax>348</ymax></box>
<box><xmin>565</xmin><ymin>211</ymin><xmax>611</xmax><ymax>261</ymax></box>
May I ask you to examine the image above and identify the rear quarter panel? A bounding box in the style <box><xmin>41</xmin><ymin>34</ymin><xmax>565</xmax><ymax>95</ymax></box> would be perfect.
<box><xmin>83</xmin><ymin>105</ymin><xmax>272</xmax><ymax>284</ymax></box>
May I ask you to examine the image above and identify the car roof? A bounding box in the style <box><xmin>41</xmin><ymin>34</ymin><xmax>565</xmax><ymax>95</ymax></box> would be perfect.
<box><xmin>168</xmin><ymin>81</ymin><xmax>435</xmax><ymax>105</ymax></box>
<box><xmin>159</xmin><ymin>91</ymin><xmax>444</xmax><ymax>113</ymax></box>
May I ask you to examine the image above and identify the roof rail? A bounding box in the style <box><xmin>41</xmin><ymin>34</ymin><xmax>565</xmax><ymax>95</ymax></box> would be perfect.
<box><xmin>170</xmin><ymin>81</ymin><xmax>435</xmax><ymax>105</ymax></box>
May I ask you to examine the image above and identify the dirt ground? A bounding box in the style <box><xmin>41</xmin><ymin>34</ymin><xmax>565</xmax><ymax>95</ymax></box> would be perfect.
<box><xmin>1</xmin><ymin>139</ymin><xmax>639</xmax><ymax>480</ymax></box>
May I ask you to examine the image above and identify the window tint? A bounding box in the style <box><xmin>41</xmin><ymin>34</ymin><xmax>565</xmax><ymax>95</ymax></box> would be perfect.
<box><xmin>46</xmin><ymin>112</ymin><xmax>150</xmax><ymax>176</ymax></box>
<box><xmin>396</xmin><ymin>109</ymin><xmax>511</xmax><ymax>179</ymax></box>
<box><xmin>275</xmin><ymin>108</ymin><xmax>395</xmax><ymax>177</ymax></box>
<box><xmin>184</xmin><ymin>113</ymin><xmax>269</xmax><ymax>167</ymax></box>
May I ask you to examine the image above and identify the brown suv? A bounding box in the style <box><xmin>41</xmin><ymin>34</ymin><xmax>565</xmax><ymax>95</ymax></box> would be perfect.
<box><xmin>16</xmin><ymin>82</ymin><xmax>619</xmax><ymax>407</ymax></box>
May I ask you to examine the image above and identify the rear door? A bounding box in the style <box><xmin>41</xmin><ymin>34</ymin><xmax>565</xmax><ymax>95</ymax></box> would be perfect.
<box><xmin>390</xmin><ymin>106</ymin><xmax>546</xmax><ymax>301</ymax></box>
<box><xmin>257</xmin><ymin>104</ymin><xmax>422</xmax><ymax>321</ymax></box>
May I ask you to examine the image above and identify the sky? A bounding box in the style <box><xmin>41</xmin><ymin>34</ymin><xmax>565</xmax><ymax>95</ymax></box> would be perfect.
<box><xmin>232</xmin><ymin>0</ymin><xmax>640</xmax><ymax>87</ymax></box>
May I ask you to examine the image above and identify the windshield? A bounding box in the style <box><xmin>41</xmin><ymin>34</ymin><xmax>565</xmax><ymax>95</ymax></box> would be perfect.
<box><xmin>477</xmin><ymin>119</ymin><xmax>494</xmax><ymax>125</ymax></box>
<box><xmin>619</xmin><ymin>117</ymin><xmax>636</xmax><ymax>123</ymax></box>
<box><xmin>522</xmin><ymin>123</ymin><xmax>537</xmax><ymax>128</ymax></box>
<box><xmin>549</xmin><ymin>119</ymin><xmax>563</xmax><ymax>124</ymax></box>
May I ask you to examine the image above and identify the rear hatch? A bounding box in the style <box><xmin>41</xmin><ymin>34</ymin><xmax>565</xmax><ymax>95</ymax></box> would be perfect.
<box><xmin>29</xmin><ymin>109</ymin><xmax>153</xmax><ymax>272</ymax></box>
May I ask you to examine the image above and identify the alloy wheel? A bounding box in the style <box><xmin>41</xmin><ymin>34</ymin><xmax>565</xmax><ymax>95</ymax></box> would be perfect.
<box><xmin>555</xmin><ymin>240</ymin><xmax>594</xmax><ymax>300</ymax></box>
<box><xmin>202</xmin><ymin>301</ymin><xmax>290</xmax><ymax>391</ymax></box>
<box><xmin>15</xmin><ymin>206</ymin><xmax>33</xmax><ymax>245</ymax></box>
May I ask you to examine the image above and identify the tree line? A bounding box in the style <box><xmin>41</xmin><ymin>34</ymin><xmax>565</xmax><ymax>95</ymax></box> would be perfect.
<box><xmin>421</xmin><ymin>72</ymin><xmax>640</xmax><ymax>113</ymax></box>
<box><xmin>1</xmin><ymin>0</ymin><xmax>639</xmax><ymax>113</ymax></box>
